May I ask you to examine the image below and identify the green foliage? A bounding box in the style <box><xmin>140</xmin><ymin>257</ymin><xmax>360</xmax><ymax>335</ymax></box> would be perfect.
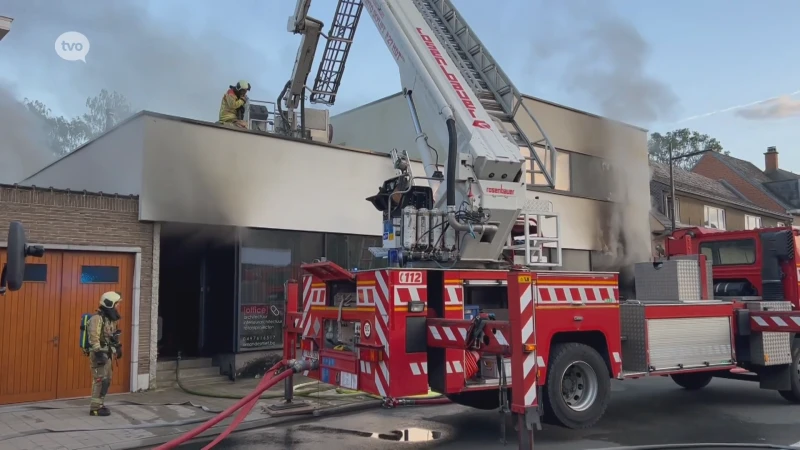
<box><xmin>23</xmin><ymin>89</ymin><xmax>133</xmax><ymax>156</ymax></box>
<box><xmin>648</xmin><ymin>128</ymin><xmax>728</xmax><ymax>170</ymax></box>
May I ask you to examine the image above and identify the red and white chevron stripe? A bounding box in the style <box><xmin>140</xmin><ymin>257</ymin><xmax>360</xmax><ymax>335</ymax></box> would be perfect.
<box><xmin>372</xmin><ymin>270</ymin><xmax>391</xmax><ymax>395</ymax></box>
<box><xmin>394</xmin><ymin>285</ymin><xmax>424</xmax><ymax>305</ymax></box>
<box><xmin>428</xmin><ymin>323</ymin><xmax>469</xmax><ymax>346</ymax></box>
<box><xmin>751</xmin><ymin>314</ymin><xmax>800</xmax><ymax>329</ymax></box>
<box><xmin>444</xmin><ymin>284</ymin><xmax>463</xmax><ymax>305</ymax></box>
<box><xmin>357</xmin><ymin>284</ymin><xmax>380</xmax><ymax>306</ymax></box>
<box><xmin>409</xmin><ymin>361</ymin><xmax>428</xmax><ymax>376</ymax></box>
<box><xmin>519</xmin><ymin>281</ymin><xmax>538</xmax><ymax>406</ymax></box>
<box><xmin>537</xmin><ymin>286</ymin><xmax>618</xmax><ymax>304</ymax></box>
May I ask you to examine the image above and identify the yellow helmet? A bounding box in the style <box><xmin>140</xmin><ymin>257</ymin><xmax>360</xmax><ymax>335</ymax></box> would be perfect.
<box><xmin>236</xmin><ymin>80</ymin><xmax>251</xmax><ymax>91</ymax></box>
<box><xmin>100</xmin><ymin>291</ymin><xmax>122</xmax><ymax>309</ymax></box>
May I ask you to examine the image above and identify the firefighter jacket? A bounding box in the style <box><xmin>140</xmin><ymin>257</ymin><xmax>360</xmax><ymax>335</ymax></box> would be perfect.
<box><xmin>87</xmin><ymin>314</ymin><xmax>118</xmax><ymax>353</ymax></box>
<box><xmin>219</xmin><ymin>89</ymin><xmax>246</xmax><ymax>123</ymax></box>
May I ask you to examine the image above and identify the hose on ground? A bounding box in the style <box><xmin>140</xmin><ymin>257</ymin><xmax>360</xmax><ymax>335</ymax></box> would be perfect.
<box><xmin>175</xmin><ymin>356</ymin><xmax>337</xmax><ymax>400</ymax></box>
<box><xmin>154</xmin><ymin>361</ymin><xmax>291</xmax><ymax>450</ymax></box>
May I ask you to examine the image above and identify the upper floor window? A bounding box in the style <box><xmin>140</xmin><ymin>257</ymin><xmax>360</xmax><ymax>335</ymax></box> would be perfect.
<box><xmin>704</xmin><ymin>205</ymin><xmax>726</xmax><ymax>230</ymax></box>
<box><xmin>663</xmin><ymin>193</ymin><xmax>680</xmax><ymax>222</ymax></box>
<box><xmin>777</xmin><ymin>221</ymin><xmax>786</xmax><ymax>227</ymax></box>
<box><xmin>745</xmin><ymin>215</ymin><xmax>762</xmax><ymax>230</ymax></box>
<box><xmin>520</xmin><ymin>146</ymin><xmax>571</xmax><ymax>192</ymax></box>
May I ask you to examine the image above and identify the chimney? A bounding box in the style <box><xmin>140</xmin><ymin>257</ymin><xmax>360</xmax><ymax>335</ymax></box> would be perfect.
<box><xmin>765</xmin><ymin>146</ymin><xmax>779</xmax><ymax>173</ymax></box>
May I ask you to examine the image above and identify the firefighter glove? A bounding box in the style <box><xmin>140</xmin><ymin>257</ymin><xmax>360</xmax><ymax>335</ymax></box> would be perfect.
<box><xmin>115</xmin><ymin>345</ymin><xmax>123</xmax><ymax>359</ymax></box>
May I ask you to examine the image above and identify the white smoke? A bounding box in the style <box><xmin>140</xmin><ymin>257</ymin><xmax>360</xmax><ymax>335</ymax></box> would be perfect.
<box><xmin>0</xmin><ymin>82</ymin><xmax>57</xmax><ymax>184</ymax></box>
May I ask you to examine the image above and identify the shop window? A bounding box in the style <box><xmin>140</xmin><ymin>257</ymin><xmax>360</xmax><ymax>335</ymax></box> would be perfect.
<box><xmin>81</xmin><ymin>266</ymin><xmax>119</xmax><ymax>284</ymax></box>
<box><xmin>325</xmin><ymin>233</ymin><xmax>387</xmax><ymax>271</ymax></box>
<box><xmin>238</xmin><ymin>229</ymin><xmax>324</xmax><ymax>351</ymax></box>
<box><xmin>2</xmin><ymin>263</ymin><xmax>47</xmax><ymax>282</ymax></box>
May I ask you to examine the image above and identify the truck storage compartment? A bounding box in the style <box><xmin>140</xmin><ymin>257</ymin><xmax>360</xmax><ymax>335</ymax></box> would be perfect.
<box><xmin>620</xmin><ymin>302</ymin><xmax>735</xmax><ymax>374</ymax></box>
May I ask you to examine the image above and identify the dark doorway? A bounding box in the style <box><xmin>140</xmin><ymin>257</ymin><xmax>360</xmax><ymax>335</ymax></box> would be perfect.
<box><xmin>158</xmin><ymin>223</ymin><xmax>237</xmax><ymax>359</ymax></box>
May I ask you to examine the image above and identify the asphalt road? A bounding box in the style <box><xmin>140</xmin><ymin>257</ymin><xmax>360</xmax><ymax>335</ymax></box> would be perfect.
<box><xmin>185</xmin><ymin>376</ymin><xmax>800</xmax><ymax>450</ymax></box>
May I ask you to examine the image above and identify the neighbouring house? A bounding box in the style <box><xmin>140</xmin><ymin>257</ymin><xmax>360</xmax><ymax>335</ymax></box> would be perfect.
<box><xmin>650</xmin><ymin>161</ymin><xmax>791</xmax><ymax>255</ymax></box>
<box><xmin>693</xmin><ymin>146</ymin><xmax>800</xmax><ymax>224</ymax></box>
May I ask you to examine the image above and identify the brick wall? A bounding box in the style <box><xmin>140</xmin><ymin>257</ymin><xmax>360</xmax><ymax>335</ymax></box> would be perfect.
<box><xmin>693</xmin><ymin>157</ymin><xmax>786</xmax><ymax>213</ymax></box>
<box><xmin>0</xmin><ymin>185</ymin><xmax>154</xmax><ymax>377</ymax></box>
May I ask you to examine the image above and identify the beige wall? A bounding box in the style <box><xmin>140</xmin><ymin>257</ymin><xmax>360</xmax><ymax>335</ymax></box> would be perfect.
<box><xmin>676</xmin><ymin>195</ymin><xmax>781</xmax><ymax>230</ymax></box>
<box><xmin>330</xmin><ymin>93</ymin><xmax>650</xmax><ymax>253</ymax></box>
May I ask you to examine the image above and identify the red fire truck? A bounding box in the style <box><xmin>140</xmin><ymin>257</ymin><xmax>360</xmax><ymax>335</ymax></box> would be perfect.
<box><xmin>283</xmin><ymin>226</ymin><xmax>800</xmax><ymax>444</ymax></box>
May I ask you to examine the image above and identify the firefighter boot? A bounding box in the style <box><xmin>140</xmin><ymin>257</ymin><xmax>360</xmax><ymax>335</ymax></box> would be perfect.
<box><xmin>89</xmin><ymin>406</ymin><xmax>111</xmax><ymax>417</ymax></box>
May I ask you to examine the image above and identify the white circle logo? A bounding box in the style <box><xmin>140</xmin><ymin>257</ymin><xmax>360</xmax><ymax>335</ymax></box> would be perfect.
<box><xmin>55</xmin><ymin>31</ymin><xmax>90</xmax><ymax>62</ymax></box>
<box><xmin>363</xmin><ymin>321</ymin><xmax>372</xmax><ymax>338</ymax></box>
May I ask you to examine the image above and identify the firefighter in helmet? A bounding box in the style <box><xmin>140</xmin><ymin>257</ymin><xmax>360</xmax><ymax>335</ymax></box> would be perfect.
<box><xmin>88</xmin><ymin>291</ymin><xmax>123</xmax><ymax>416</ymax></box>
<box><xmin>218</xmin><ymin>80</ymin><xmax>251</xmax><ymax>129</ymax></box>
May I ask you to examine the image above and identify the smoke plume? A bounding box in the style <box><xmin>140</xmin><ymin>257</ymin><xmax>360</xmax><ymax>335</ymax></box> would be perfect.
<box><xmin>0</xmin><ymin>82</ymin><xmax>57</xmax><ymax>184</ymax></box>
<box><xmin>529</xmin><ymin>0</ymin><xmax>680</xmax><ymax>290</ymax></box>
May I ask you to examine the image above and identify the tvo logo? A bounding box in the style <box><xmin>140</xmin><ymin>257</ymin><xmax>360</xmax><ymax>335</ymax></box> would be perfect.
<box><xmin>55</xmin><ymin>31</ymin><xmax>90</xmax><ymax>62</ymax></box>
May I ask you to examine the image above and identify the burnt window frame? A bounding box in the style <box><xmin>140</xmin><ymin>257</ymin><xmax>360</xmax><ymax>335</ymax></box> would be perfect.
<box><xmin>698</xmin><ymin>238</ymin><xmax>757</xmax><ymax>266</ymax></box>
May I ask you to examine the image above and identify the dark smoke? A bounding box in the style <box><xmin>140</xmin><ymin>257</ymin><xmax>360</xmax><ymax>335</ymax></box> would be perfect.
<box><xmin>529</xmin><ymin>0</ymin><xmax>680</xmax><ymax>294</ymax></box>
<box><xmin>0</xmin><ymin>82</ymin><xmax>57</xmax><ymax>183</ymax></box>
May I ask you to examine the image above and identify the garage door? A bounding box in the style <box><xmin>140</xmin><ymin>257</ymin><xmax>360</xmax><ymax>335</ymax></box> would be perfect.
<box><xmin>0</xmin><ymin>250</ymin><xmax>134</xmax><ymax>405</ymax></box>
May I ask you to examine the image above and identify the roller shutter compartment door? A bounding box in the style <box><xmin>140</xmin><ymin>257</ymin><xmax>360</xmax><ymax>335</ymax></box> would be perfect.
<box><xmin>56</xmin><ymin>252</ymin><xmax>134</xmax><ymax>399</ymax></box>
<box><xmin>0</xmin><ymin>251</ymin><xmax>64</xmax><ymax>405</ymax></box>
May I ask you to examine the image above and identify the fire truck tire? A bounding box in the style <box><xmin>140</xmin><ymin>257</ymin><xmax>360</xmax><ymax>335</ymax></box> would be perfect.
<box><xmin>778</xmin><ymin>340</ymin><xmax>800</xmax><ymax>403</ymax></box>
<box><xmin>543</xmin><ymin>343</ymin><xmax>610</xmax><ymax>429</ymax></box>
<box><xmin>670</xmin><ymin>372</ymin><xmax>713</xmax><ymax>390</ymax></box>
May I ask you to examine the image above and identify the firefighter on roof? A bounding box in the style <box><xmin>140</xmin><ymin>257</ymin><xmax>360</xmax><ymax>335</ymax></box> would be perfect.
<box><xmin>87</xmin><ymin>291</ymin><xmax>123</xmax><ymax>417</ymax></box>
<box><xmin>218</xmin><ymin>80</ymin><xmax>251</xmax><ymax>129</ymax></box>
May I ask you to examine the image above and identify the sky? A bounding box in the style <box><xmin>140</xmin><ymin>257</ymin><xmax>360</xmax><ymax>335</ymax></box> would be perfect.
<box><xmin>0</xmin><ymin>0</ymin><xmax>798</xmax><ymax>178</ymax></box>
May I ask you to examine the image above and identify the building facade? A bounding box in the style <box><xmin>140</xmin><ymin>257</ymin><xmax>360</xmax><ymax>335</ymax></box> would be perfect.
<box><xmin>0</xmin><ymin>185</ymin><xmax>155</xmax><ymax>404</ymax></box>
<box><xmin>650</xmin><ymin>161</ymin><xmax>791</xmax><ymax>254</ymax></box>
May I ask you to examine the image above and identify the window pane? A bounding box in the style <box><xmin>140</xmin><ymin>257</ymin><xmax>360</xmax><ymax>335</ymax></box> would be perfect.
<box><xmin>238</xmin><ymin>229</ymin><xmax>324</xmax><ymax>351</ymax></box>
<box><xmin>2</xmin><ymin>263</ymin><xmax>48</xmax><ymax>282</ymax></box>
<box><xmin>325</xmin><ymin>234</ymin><xmax>387</xmax><ymax>271</ymax></box>
<box><xmin>81</xmin><ymin>266</ymin><xmax>119</xmax><ymax>284</ymax></box>
<box><xmin>699</xmin><ymin>239</ymin><xmax>755</xmax><ymax>266</ymax></box>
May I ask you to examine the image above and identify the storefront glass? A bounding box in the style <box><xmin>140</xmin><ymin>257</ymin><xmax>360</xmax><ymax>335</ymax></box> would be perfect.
<box><xmin>236</xmin><ymin>229</ymin><xmax>384</xmax><ymax>351</ymax></box>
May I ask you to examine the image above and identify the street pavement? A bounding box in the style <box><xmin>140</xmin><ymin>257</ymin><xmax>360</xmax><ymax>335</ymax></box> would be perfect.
<box><xmin>184</xmin><ymin>376</ymin><xmax>800</xmax><ymax>450</ymax></box>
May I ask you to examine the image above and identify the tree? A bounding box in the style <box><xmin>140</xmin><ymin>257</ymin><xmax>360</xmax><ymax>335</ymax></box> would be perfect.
<box><xmin>23</xmin><ymin>90</ymin><xmax>133</xmax><ymax>156</ymax></box>
<box><xmin>648</xmin><ymin>128</ymin><xmax>728</xmax><ymax>170</ymax></box>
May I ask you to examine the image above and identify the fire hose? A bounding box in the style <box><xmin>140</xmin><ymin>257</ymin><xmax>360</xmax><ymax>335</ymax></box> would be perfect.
<box><xmin>156</xmin><ymin>357</ymin><xmax>453</xmax><ymax>449</ymax></box>
<box><xmin>154</xmin><ymin>360</ymin><xmax>297</xmax><ymax>450</ymax></box>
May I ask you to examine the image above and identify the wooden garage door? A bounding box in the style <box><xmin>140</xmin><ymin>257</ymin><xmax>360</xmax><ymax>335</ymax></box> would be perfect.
<box><xmin>0</xmin><ymin>251</ymin><xmax>63</xmax><ymax>404</ymax></box>
<box><xmin>0</xmin><ymin>250</ymin><xmax>134</xmax><ymax>405</ymax></box>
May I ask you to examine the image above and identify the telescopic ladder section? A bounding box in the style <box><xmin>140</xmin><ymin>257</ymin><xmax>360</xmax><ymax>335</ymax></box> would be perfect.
<box><xmin>309</xmin><ymin>0</ymin><xmax>364</xmax><ymax>106</ymax></box>
<box><xmin>414</xmin><ymin>0</ymin><xmax>558</xmax><ymax>189</ymax></box>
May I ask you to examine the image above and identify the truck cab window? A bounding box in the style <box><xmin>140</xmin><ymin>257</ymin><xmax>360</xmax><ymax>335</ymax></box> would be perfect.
<box><xmin>698</xmin><ymin>239</ymin><xmax>756</xmax><ymax>265</ymax></box>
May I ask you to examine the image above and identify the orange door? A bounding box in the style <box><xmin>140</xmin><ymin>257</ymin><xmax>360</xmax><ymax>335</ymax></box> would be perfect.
<box><xmin>0</xmin><ymin>251</ymin><xmax>63</xmax><ymax>405</ymax></box>
<box><xmin>56</xmin><ymin>252</ymin><xmax>134</xmax><ymax>399</ymax></box>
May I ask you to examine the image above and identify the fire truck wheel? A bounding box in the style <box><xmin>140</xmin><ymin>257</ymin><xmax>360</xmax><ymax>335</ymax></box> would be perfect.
<box><xmin>670</xmin><ymin>372</ymin><xmax>713</xmax><ymax>390</ymax></box>
<box><xmin>778</xmin><ymin>340</ymin><xmax>800</xmax><ymax>403</ymax></box>
<box><xmin>544</xmin><ymin>343</ymin><xmax>610</xmax><ymax>429</ymax></box>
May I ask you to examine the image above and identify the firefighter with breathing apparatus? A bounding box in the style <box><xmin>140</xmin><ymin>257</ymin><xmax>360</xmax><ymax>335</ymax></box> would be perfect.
<box><xmin>218</xmin><ymin>80</ymin><xmax>251</xmax><ymax>129</ymax></box>
<box><xmin>84</xmin><ymin>291</ymin><xmax>123</xmax><ymax>417</ymax></box>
